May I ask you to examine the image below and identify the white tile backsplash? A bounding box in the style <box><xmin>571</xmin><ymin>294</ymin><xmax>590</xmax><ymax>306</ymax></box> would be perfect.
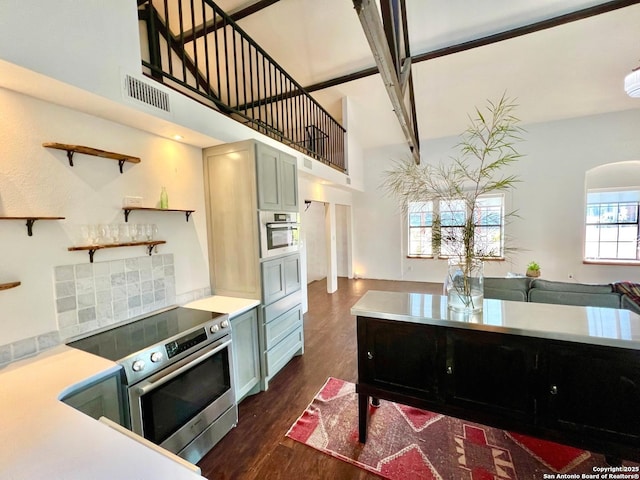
<box><xmin>0</xmin><ymin>254</ymin><xmax>211</xmax><ymax>367</ymax></box>
<box><xmin>54</xmin><ymin>254</ymin><xmax>177</xmax><ymax>340</ymax></box>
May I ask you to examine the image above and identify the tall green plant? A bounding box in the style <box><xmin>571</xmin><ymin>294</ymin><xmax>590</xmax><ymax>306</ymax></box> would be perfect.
<box><xmin>384</xmin><ymin>94</ymin><xmax>523</xmax><ymax>257</ymax></box>
<box><xmin>383</xmin><ymin>94</ymin><xmax>524</xmax><ymax>307</ymax></box>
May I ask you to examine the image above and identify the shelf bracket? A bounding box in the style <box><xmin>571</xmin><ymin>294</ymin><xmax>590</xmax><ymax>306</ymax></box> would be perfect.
<box><xmin>25</xmin><ymin>219</ymin><xmax>36</xmax><ymax>236</ymax></box>
<box><xmin>66</xmin><ymin>150</ymin><xmax>75</xmax><ymax>167</ymax></box>
<box><xmin>147</xmin><ymin>244</ymin><xmax>156</xmax><ymax>256</ymax></box>
<box><xmin>185</xmin><ymin>211</ymin><xmax>192</xmax><ymax>222</ymax></box>
<box><xmin>88</xmin><ymin>249</ymin><xmax>97</xmax><ymax>263</ymax></box>
<box><xmin>123</xmin><ymin>209</ymin><xmax>131</xmax><ymax>222</ymax></box>
<box><xmin>118</xmin><ymin>159</ymin><xmax>126</xmax><ymax>174</ymax></box>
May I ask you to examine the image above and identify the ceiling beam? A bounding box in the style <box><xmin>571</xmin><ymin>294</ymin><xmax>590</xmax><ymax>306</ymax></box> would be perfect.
<box><xmin>353</xmin><ymin>0</ymin><xmax>421</xmax><ymax>164</ymax></box>
<box><xmin>307</xmin><ymin>0</ymin><xmax>640</xmax><ymax>93</ymax></box>
<box><xmin>182</xmin><ymin>0</ymin><xmax>281</xmax><ymax>43</ymax></box>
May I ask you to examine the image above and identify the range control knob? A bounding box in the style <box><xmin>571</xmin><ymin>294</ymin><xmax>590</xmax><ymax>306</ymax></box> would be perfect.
<box><xmin>150</xmin><ymin>351</ymin><xmax>163</xmax><ymax>363</ymax></box>
<box><xmin>132</xmin><ymin>360</ymin><xmax>145</xmax><ymax>372</ymax></box>
<box><xmin>221</xmin><ymin>319</ymin><xmax>230</xmax><ymax>329</ymax></box>
<box><xmin>210</xmin><ymin>324</ymin><xmax>220</xmax><ymax>333</ymax></box>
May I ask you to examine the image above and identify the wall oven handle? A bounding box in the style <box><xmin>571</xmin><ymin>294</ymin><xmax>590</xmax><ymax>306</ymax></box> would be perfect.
<box><xmin>265</xmin><ymin>222</ymin><xmax>297</xmax><ymax>228</ymax></box>
<box><xmin>135</xmin><ymin>337</ymin><xmax>231</xmax><ymax>396</ymax></box>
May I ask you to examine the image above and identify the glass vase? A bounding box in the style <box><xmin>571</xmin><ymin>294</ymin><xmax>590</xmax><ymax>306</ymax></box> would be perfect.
<box><xmin>446</xmin><ymin>257</ymin><xmax>484</xmax><ymax>313</ymax></box>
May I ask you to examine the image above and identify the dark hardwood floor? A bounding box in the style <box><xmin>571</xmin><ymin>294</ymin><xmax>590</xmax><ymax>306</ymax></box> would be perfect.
<box><xmin>198</xmin><ymin>278</ymin><xmax>442</xmax><ymax>480</ymax></box>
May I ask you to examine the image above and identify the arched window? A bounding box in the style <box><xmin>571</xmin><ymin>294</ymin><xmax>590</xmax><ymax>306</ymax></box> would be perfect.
<box><xmin>584</xmin><ymin>161</ymin><xmax>640</xmax><ymax>263</ymax></box>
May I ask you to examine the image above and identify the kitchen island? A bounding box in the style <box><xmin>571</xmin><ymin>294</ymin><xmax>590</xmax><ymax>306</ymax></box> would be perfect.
<box><xmin>351</xmin><ymin>291</ymin><xmax>640</xmax><ymax>463</ymax></box>
<box><xmin>0</xmin><ymin>344</ymin><xmax>205</xmax><ymax>480</ymax></box>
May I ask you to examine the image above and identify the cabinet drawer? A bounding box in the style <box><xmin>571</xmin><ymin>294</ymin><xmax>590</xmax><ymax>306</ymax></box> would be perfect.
<box><xmin>266</xmin><ymin>327</ymin><xmax>303</xmax><ymax>377</ymax></box>
<box><xmin>264</xmin><ymin>290</ymin><xmax>302</xmax><ymax>323</ymax></box>
<box><xmin>266</xmin><ymin>305</ymin><xmax>302</xmax><ymax>348</ymax></box>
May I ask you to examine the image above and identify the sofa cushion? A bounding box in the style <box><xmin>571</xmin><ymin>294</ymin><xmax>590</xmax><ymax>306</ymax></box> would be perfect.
<box><xmin>529</xmin><ymin>279</ymin><xmax>614</xmax><ymax>294</ymax></box>
<box><xmin>484</xmin><ymin>277</ymin><xmax>532</xmax><ymax>302</ymax></box>
<box><xmin>528</xmin><ymin>288</ymin><xmax>621</xmax><ymax>309</ymax></box>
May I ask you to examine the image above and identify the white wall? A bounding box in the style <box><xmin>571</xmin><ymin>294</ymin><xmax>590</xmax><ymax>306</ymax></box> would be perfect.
<box><xmin>336</xmin><ymin>204</ymin><xmax>350</xmax><ymax>277</ymax></box>
<box><xmin>353</xmin><ymin>109</ymin><xmax>640</xmax><ymax>285</ymax></box>
<box><xmin>303</xmin><ymin>202</ymin><xmax>328</xmax><ymax>283</ymax></box>
<box><xmin>0</xmin><ymin>88</ymin><xmax>210</xmax><ymax>348</ymax></box>
<box><xmin>0</xmin><ymin>0</ymin><xmax>141</xmax><ymax>101</ymax></box>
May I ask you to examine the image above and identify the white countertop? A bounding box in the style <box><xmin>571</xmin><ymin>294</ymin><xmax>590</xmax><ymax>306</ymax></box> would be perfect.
<box><xmin>351</xmin><ymin>290</ymin><xmax>640</xmax><ymax>349</ymax></box>
<box><xmin>0</xmin><ymin>345</ymin><xmax>205</xmax><ymax>480</ymax></box>
<box><xmin>184</xmin><ymin>295</ymin><xmax>260</xmax><ymax>317</ymax></box>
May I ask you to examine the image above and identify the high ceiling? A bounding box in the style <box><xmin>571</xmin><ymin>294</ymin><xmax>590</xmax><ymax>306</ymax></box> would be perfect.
<box><xmin>214</xmin><ymin>0</ymin><xmax>640</xmax><ymax>150</ymax></box>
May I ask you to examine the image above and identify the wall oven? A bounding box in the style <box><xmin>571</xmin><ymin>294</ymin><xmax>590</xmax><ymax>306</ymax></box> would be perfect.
<box><xmin>259</xmin><ymin>211</ymin><xmax>300</xmax><ymax>258</ymax></box>
<box><xmin>68</xmin><ymin>307</ymin><xmax>237</xmax><ymax>464</ymax></box>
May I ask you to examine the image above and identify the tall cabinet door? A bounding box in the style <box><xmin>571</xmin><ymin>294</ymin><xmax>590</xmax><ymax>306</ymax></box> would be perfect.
<box><xmin>203</xmin><ymin>143</ymin><xmax>260</xmax><ymax>299</ymax></box>
<box><xmin>279</xmin><ymin>153</ymin><xmax>298</xmax><ymax>212</ymax></box>
<box><xmin>256</xmin><ymin>144</ymin><xmax>281</xmax><ymax>211</ymax></box>
<box><xmin>262</xmin><ymin>257</ymin><xmax>286</xmax><ymax>305</ymax></box>
<box><xmin>284</xmin><ymin>254</ymin><xmax>301</xmax><ymax>295</ymax></box>
<box><xmin>231</xmin><ymin>308</ymin><xmax>260</xmax><ymax>402</ymax></box>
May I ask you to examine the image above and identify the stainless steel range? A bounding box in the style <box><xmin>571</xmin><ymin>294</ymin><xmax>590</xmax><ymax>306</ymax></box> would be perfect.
<box><xmin>68</xmin><ymin>306</ymin><xmax>237</xmax><ymax>464</ymax></box>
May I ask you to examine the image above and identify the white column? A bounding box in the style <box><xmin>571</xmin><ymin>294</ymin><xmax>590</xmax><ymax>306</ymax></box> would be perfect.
<box><xmin>325</xmin><ymin>202</ymin><xmax>338</xmax><ymax>293</ymax></box>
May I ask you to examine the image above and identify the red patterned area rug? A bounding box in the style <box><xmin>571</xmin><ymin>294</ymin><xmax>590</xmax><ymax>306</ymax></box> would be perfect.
<box><xmin>286</xmin><ymin>377</ymin><xmax>638</xmax><ymax>480</ymax></box>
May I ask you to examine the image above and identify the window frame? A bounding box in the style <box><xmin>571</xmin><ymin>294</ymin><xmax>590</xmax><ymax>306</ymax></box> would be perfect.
<box><xmin>407</xmin><ymin>194</ymin><xmax>506</xmax><ymax>260</ymax></box>
<box><xmin>584</xmin><ymin>189</ymin><xmax>640</xmax><ymax>263</ymax></box>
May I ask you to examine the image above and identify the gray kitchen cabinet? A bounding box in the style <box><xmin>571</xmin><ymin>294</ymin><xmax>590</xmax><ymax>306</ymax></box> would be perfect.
<box><xmin>262</xmin><ymin>256</ymin><xmax>286</xmax><ymax>306</ymax></box>
<box><xmin>260</xmin><ymin>254</ymin><xmax>303</xmax><ymax>388</ymax></box>
<box><xmin>203</xmin><ymin>139</ymin><xmax>300</xmax><ymax>300</ymax></box>
<box><xmin>262</xmin><ymin>253</ymin><xmax>301</xmax><ymax>305</ymax></box>
<box><xmin>230</xmin><ymin>307</ymin><xmax>261</xmax><ymax>402</ymax></box>
<box><xmin>261</xmin><ymin>289</ymin><xmax>304</xmax><ymax>389</ymax></box>
<box><xmin>256</xmin><ymin>143</ymin><xmax>298</xmax><ymax>212</ymax></box>
<box><xmin>284</xmin><ymin>254</ymin><xmax>302</xmax><ymax>295</ymax></box>
<box><xmin>61</xmin><ymin>369</ymin><xmax>128</xmax><ymax>427</ymax></box>
<box><xmin>203</xmin><ymin>139</ymin><xmax>304</xmax><ymax>394</ymax></box>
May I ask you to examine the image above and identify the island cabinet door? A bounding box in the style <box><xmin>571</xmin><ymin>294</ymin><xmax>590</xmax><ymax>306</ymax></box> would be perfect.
<box><xmin>540</xmin><ymin>342</ymin><xmax>640</xmax><ymax>444</ymax></box>
<box><xmin>444</xmin><ymin>329</ymin><xmax>538</xmax><ymax>423</ymax></box>
<box><xmin>357</xmin><ymin>317</ymin><xmax>444</xmax><ymax>401</ymax></box>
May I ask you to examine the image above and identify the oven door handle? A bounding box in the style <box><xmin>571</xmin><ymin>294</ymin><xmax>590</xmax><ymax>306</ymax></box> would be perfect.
<box><xmin>135</xmin><ymin>337</ymin><xmax>231</xmax><ymax>396</ymax></box>
<box><xmin>265</xmin><ymin>222</ymin><xmax>298</xmax><ymax>228</ymax></box>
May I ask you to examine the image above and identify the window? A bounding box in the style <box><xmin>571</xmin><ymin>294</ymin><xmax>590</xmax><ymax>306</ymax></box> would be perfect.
<box><xmin>408</xmin><ymin>201</ymin><xmax>433</xmax><ymax>256</ymax></box>
<box><xmin>408</xmin><ymin>195</ymin><xmax>505</xmax><ymax>258</ymax></box>
<box><xmin>585</xmin><ymin>190</ymin><xmax>640</xmax><ymax>261</ymax></box>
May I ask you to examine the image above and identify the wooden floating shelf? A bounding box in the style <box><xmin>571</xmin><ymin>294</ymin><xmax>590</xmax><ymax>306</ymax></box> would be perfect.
<box><xmin>0</xmin><ymin>281</ymin><xmax>21</xmax><ymax>291</ymax></box>
<box><xmin>0</xmin><ymin>216</ymin><xmax>66</xmax><ymax>236</ymax></box>
<box><xmin>43</xmin><ymin>142</ymin><xmax>141</xmax><ymax>173</ymax></box>
<box><xmin>122</xmin><ymin>207</ymin><xmax>195</xmax><ymax>222</ymax></box>
<box><xmin>68</xmin><ymin>240</ymin><xmax>167</xmax><ymax>263</ymax></box>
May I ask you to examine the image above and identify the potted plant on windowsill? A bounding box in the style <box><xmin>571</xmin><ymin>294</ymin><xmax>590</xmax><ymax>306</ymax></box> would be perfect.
<box><xmin>526</xmin><ymin>261</ymin><xmax>541</xmax><ymax>278</ymax></box>
<box><xmin>383</xmin><ymin>94</ymin><xmax>525</xmax><ymax>315</ymax></box>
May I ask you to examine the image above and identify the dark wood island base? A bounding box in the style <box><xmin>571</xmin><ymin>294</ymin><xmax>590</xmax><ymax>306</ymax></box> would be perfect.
<box><xmin>352</xmin><ymin>292</ymin><xmax>640</xmax><ymax>464</ymax></box>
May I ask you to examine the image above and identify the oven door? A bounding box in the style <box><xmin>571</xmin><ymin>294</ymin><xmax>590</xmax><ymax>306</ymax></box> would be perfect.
<box><xmin>261</xmin><ymin>221</ymin><xmax>300</xmax><ymax>258</ymax></box>
<box><xmin>128</xmin><ymin>336</ymin><xmax>236</xmax><ymax>456</ymax></box>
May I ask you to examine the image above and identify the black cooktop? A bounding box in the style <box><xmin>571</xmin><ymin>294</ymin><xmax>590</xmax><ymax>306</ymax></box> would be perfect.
<box><xmin>68</xmin><ymin>307</ymin><xmax>219</xmax><ymax>361</ymax></box>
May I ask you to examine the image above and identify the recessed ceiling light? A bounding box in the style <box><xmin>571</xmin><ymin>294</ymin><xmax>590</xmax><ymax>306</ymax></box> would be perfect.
<box><xmin>173</xmin><ymin>134</ymin><xmax>184</xmax><ymax>140</ymax></box>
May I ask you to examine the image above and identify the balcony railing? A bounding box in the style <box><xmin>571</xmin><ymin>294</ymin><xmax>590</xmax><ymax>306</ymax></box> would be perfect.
<box><xmin>138</xmin><ymin>0</ymin><xmax>346</xmax><ymax>172</ymax></box>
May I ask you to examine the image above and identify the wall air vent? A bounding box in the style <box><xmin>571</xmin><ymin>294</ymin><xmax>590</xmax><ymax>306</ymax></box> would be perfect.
<box><xmin>123</xmin><ymin>74</ymin><xmax>171</xmax><ymax>113</ymax></box>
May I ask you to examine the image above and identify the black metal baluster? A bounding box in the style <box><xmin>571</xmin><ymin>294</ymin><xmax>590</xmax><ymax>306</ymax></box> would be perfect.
<box><xmin>163</xmin><ymin>0</ymin><xmax>173</xmax><ymax>77</ymax></box>
<box><xmin>223</xmin><ymin>16</ymin><xmax>230</xmax><ymax>107</ymax></box>
<box><xmin>241</xmin><ymin>37</ymin><xmax>247</xmax><ymax>116</ymax></box>
<box><xmin>188</xmin><ymin>0</ymin><xmax>198</xmax><ymax>91</ymax></box>
<box><xmin>201</xmin><ymin>0</ymin><xmax>211</xmax><ymax>97</ymax></box>
<box><xmin>213</xmin><ymin>8</ymin><xmax>221</xmax><ymax>105</ymax></box>
<box><xmin>232</xmin><ymin>30</ymin><xmax>239</xmax><ymax>108</ymax></box>
<box><xmin>177</xmin><ymin>0</ymin><xmax>187</xmax><ymax>84</ymax></box>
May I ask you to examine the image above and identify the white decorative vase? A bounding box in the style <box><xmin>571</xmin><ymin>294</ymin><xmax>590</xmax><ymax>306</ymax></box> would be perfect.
<box><xmin>446</xmin><ymin>257</ymin><xmax>484</xmax><ymax>313</ymax></box>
